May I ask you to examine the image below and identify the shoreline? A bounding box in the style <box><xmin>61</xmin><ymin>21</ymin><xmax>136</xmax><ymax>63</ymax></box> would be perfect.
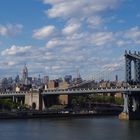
<box><xmin>0</xmin><ymin>110</ymin><xmax>121</xmax><ymax>119</ymax></box>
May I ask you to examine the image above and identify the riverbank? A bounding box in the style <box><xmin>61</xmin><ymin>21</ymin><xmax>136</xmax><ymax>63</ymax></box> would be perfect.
<box><xmin>0</xmin><ymin>108</ymin><xmax>122</xmax><ymax>119</ymax></box>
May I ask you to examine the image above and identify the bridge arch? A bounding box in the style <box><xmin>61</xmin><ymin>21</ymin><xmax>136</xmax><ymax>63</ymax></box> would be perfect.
<box><xmin>32</xmin><ymin>102</ymin><xmax>36</xmax><ymax>110</ymax></box>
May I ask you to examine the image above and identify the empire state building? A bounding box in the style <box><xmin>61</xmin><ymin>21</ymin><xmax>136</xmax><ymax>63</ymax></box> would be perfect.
<box><xmin>22</xmin><ymin>64</ymin><xmax>28</xmax><ymax>85</ymax></box>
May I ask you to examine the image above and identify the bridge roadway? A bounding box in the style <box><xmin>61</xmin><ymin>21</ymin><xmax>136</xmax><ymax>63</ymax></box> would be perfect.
<box><xmin>0</xmin><ymin>92</ymin><xmax>26</xmax><ymax>97</ymax></box>
<box><xmin>0</xmin><ymin>86</ymin><xmax>140</xmax><ymax>97</ymax></box>
<box><xmin>42</xmin><ymin>86</ymin><xmax>140</xmax><ymax>95</ymax></box>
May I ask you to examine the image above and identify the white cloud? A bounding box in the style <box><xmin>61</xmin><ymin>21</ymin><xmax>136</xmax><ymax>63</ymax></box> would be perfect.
<box><xmin>0</xmin><ymin>24</ymin><xmax>23</xmax><ymax>37</ymax></box>
<box><xmin>123</xmin><ymin>26</ymin><xmax>140</xmax><ymax>39</ymax></box>
<box><xmin>62</xmin><ymin>22</ymin><xmax>81</xmax><ymax>35</ymax></box>
<box><xmin>44</xmin><ymin>0</ymin><xmax>121</xmax><ymax>19</ymax></box>
<box><xmin>90</xmin><ymin>32</ymin><xmax>114</xmax><ymax>46</ymax></box>
<box><xmin>87</xmin><ymin>16</ymin><xmax>104</xmax><ymax>28</ymax></box>
<box><xmin>46</xmin><ymin>39</ymin><xmax>61</xmax><ymax>48</ymax></box>
<box><xmin>103</xmin><ymin>63</ymin><xmax>121</xmax><ymax>71</ymax></box>
<box><xmin>0</xmin><ymin>26</ymin><xmax>7</xmax><ymax>36</ymax></box>
<box><xmin>46</xmin><ymin>1</ymin><xmax>79</xmax><ymax>18</ymax></box>
<box><xmin>3</xmin><ymin>61</ymin><xmax>17</xmax><ymax>66</ymax></box>
<box><xmin>63</xmin><ymin>46</ymin><xmax>78</xmax><ymax>53</ymax></box>
<box><xmin>115</xmin><ymin>26</ymin><xmax>140</xmax><ymax>47</ymax></box>
<box><xmin>33</xmin><ymin>25</ymin><xmax>56</xmax><ymax>39</ymax></box>
<box><xmin>42</xmin><ymin>0</ymin><xmax>65</xmax><ymax>4</ymax></box>
<box><xmin>1</xmin><ymin>45</ymin><xmax>32</xmax><ymax>56</ymax></box>
<box><xmin>51</xmin><ymin>65</ymin><xmax>61</xmax><ymax>70</ymax></box>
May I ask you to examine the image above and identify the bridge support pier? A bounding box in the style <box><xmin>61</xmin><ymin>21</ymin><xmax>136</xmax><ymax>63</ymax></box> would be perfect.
<box><xmin>119</xmin><ymin>93</ymin><xmax>140</xmax><ymax>120</ymax></box>
<box><xmin>12</xmin><ymin>96</ymin><xmax>23</xmax><ymax>105</ymax></box>
<box><xmin>25</xmin><ymin>90</ymin><xmax>44</xmax><ymax>110</ymax></box>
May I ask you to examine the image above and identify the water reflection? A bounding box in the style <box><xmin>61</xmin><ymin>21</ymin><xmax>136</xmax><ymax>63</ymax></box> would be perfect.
<box><xmin>0</xmin><ymin>117</ymin><xmax>140</xmax><ymax>140</ymax></box>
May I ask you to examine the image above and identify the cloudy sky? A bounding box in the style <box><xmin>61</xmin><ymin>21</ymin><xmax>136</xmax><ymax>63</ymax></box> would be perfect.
<box><xmin>0</xmin><ymin>0</ymin><xmax>140</xmax><ymax>80</ymax></box>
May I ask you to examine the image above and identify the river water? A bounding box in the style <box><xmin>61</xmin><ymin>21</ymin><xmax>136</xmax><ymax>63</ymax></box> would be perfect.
<box><xmin>0</xmin><ymin>117</ymin><xmax>140</xmax><ymax>140</ymax></box>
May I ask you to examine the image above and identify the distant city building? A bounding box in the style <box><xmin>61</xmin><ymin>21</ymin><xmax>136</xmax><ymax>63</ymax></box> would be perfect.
<box><xmin>15</xmin><ymin>85</ymin><xmax>20</xmax><ymax>92</ymax></box>
<box><xmin>15</xmin><ymin>74</ymin><xmax>20</xmax><ymax>84</ymax></box>
<box><xmin>72</xmin><ymin>70</ymin><xmax>83</xmax><ymax>84</ymax></box>
<box><xmin>54</xmin><ymin>78</ymin><xmax>63</xmax><ymax>84</ymax></box>
<box><xmin>7</xmin><ymin>77</ymin><xmax>13</xmax><ymax>85</ymax></box>
<box><xmin>0</xmin><ymin>78</ymin><xmax>8</xmax><ymax>91</ymax></box>
<box><xmin>72</xmin><ymin>76</ymin><xmax>83</xmax><ymax>84</ymax></box>
<box><xmin>37</xmin><ymin>74</ymin><xmax>42</xmax><ymax>86</ymax></box>
<box><xmin>115</xmin><ymin>75</ymin><xmax>118</xmax><ymax>82</ymax></box>
<box><xmin>22</xmin><ymin>64</ymin><xmax>28</xmax><ymax>85</ymax></box>
<box><xmin>64</xmin><ymin>75</ymin><xmax>72</xmax><ymax>84</ymax></box>
<box><xmin>28</xmin><ymin>77</ymin><xmax>32</xmax><ymax>85</ymax></box>
<box><xmin>47</xmin><ymin>80</ymin><xmax>59</xmax><ymax>89</ymax></box>
<box><xmin>43</xmin><ymin>76</ymin><xmax>49</xmax><ymax>84</ymax></box>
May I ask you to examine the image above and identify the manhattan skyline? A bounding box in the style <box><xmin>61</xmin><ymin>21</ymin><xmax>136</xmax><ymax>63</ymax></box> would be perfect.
<box><xmin>0</xmin><ymin>0</ymin><xmax>140</xmax><ymax>79</ymax></box>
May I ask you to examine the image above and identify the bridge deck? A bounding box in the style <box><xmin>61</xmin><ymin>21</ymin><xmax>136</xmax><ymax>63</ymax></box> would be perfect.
<box><xmin>42</xmin><ymin>87</ymin><xmax>140</xmax><ymax>95</ymax></box>
<box><xmin>0</xmin><ymin>87</ymin><xmax>140</xmax><ymax>97</ymax></box>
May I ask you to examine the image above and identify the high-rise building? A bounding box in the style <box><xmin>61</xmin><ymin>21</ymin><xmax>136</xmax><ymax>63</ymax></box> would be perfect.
<box><xmin>115</xmin><ymin>75</ymin><xmax>118</xmax><ymax>82</ymax></box>
<box><xmin>22</xmin><ymin>64</ymin><xmax>28</xmax><ymax>85</ymax></box>
<box><xmin>0</xmin><ymin>78</ymin><xmax>8</xmax><ymax>91</ymax></box>
<box><xmin>64</xmin><ymin>75</ymin><xmax>72</xmax><ymax>84</ymax></box>
<box><xmin>15</xmin><ymin>74</ymin><xmax>20</xmax><ymax>84</ymax></box>
<box><xmin>43</xmin><ymin>76</ymin><xmax>49</xmax><ymax>84</ymax></box>
<box><xmin>7</xmin><ymin>77</ymin><xmax>13</xmax><ymax>85</ymax></box>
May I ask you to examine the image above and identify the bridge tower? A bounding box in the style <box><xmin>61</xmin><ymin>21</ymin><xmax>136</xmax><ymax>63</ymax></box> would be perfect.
<box><xmin>125</xmin><ymin>50</ymin><xmax>140</xmax><ymax>84</ymax></box>
<box><xmin>120</xmin><ymin>51</ymin><xmax>140</xmax><ymax>120</ymax></box>
<box><xmin>125</xmin><ymin>51</ymin><xmax>131</xmax><ymax>83</ymax></box>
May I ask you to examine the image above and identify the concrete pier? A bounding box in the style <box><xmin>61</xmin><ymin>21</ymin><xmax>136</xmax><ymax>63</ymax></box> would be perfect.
<box><xmin>25</xmin><ymin>90</ymin><xmax>43</xmax><ymax>110</ymax></box>
<box><xmin>119</xmin><ymin>93</ymin><xmax>140</xmax><ymax>120</ymax></box>
<box><xmin>119</xmin><ymin>112</ymin><xmax>129</xmax><ymax>120</ymax></box>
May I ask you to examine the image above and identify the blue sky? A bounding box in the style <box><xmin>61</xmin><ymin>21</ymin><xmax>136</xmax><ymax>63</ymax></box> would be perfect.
<box><xmin>0</xmin><ymin>0</ymin><xmax>140</xmax><ymax>80</ymax></box>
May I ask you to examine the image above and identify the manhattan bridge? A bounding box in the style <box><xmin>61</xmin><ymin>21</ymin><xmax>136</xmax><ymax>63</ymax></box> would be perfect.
<box><xmin>0</xmin><ymin>51</ymin><xmax>140</xmax><ymax>120</ymax></box>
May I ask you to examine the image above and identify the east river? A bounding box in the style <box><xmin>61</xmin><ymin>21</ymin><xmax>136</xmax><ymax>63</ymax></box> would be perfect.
<box><xmin>0</xmin><ymin>117</ymin><xmax>140</xmax><ymax>140</ymax></box>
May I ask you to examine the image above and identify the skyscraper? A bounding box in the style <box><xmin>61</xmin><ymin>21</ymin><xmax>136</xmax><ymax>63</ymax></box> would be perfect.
<box><xmin>22</xmin><ymin>64</ymin><xmax>28</xmax><ymax>85</ymax></box>
<box><xmin>64</xmin><ymin>75</ymin><xmax>72</xmax><ymax>84</ymax></box>
<box><xmin>15</xmin><ymin>74</ymin><xmax>20</xmax><ymax>84</ymax></box>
